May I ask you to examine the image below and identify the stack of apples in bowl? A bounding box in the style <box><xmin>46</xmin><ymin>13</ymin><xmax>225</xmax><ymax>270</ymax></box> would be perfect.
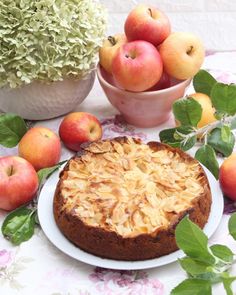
<box><xmin>97</xmin><ymin>4</ymin><xmax>205</xmax><ymax>128</ymax></box>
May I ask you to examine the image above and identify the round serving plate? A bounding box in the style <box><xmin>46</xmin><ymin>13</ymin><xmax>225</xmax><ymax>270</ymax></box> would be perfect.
<box><xmin>38</xmin><ymin>164</ymin><xmax>224</xmax><ymax>270</ymax></box>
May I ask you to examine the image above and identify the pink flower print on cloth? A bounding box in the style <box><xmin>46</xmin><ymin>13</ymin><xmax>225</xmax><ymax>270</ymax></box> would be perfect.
<box><xmin>101</xmin><ymin>115</ymin><xmax>147</xmax><ymax>141</ymax></box>
<box><xmin>0</xmin><ymin>249</ymin><xmax>12</xmax><ymax>268</ymax></box>
<box><xmin>89</xmin><ymin>267</ymin><xmax>164</xmax><ymax>295</ymax></box>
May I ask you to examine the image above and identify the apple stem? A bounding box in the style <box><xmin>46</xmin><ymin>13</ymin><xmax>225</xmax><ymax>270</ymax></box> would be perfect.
<box><xmin>108</xmin><ymin>36</ymin><xmax>117</xmax><ymax>46</ymax></box>
<box><xmin>7</xmin><ymin>165</ymin><xmax>14</xmax><ymax>176</ymax></box>
<box><xmin>125</xmin><ymin>52</ymin><xmax>136</xmax><ymax>60</ymax></box>
<box><xmin>148</xmin><ymin>8</ymin><xmax>153</xmax><ymax>18</ymax></box>
<box><xmin>187</xmin><ymin>46</ymin><xmax>194</xmax><ymax>55</ymax></box>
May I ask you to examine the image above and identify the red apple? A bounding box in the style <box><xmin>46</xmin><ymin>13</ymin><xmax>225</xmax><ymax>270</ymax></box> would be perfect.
<box><xmin>0</xmin><ymin>156</ymin><xmax>39</xmax><ymax>211</ymax></box>
<box><xmin>219</xmin><ymin>153</ymin><xmax>236</xmax><ymax>201</ymax></box>
<box><xmin>147</xmin><ymin>72</ymin><xmax>171</xmax><ymax>91</ymax></box>
<box><xmin>59</xmin><ymin>112</ymin><xmax>103</xmax><ymax>151</ymax></box>
<box><xmin>18</xmin><ymin>127</ymin><xmax>61</xmax><ymax>171</ymax></box>
<box><xmin>124</xmin><ymin>4</ymin><xmax>171</xmax><ymax>46</ymax></box>
<box><xmin>112</xmin><ymin>40</ymin><xmax>163</xmax><ymax>92</ymax></box>
<box><xmin>99</xmin><ymin>33</ymin><xmax>127</xmax><ymax>74</ymax></box>
<box><xmin>159</xmin><ymin>32</ymin><xmax>205</xmax><ymax>80</ymax></box>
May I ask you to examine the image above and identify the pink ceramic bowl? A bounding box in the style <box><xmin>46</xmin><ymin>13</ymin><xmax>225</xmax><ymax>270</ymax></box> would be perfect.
<box><xmin>97</xmin><ymin>65</ymin><xmax>191</xmax><ymax>128</ymax></box>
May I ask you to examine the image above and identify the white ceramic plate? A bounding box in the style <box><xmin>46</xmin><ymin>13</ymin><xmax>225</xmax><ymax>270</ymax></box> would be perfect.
<box><xmin>38</xmin><ymin>165</ymin><xmax>224</xmax><ymax>270</ymax></box>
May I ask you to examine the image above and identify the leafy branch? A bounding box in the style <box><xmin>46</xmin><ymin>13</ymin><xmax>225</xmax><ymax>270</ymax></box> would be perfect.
<box><xmin>160</xmin><ymin>70</ymin><xmax>236</xmax><ymax>179</ymax></box>
<box><xmin>171</xmin><ymin>214</ymin><xmax>236</xmax><ymax>295</ymax></box>
<box><xmin>174</xmin><ymin>115</ymin><xmax>236</xmax><ymax>146</ymax></box>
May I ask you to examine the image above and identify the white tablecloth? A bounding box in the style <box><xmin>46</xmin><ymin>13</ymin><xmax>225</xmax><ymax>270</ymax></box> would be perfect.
<box><xmin>1</xmin><ymin>51</ymin><xmax>236</xmax><ymax>295</ymax></box>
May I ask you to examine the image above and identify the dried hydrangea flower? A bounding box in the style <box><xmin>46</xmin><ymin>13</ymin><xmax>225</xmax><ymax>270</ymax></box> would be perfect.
<box><xmin>0</xmin><ymin>0</ymin><xmax>107</xmax><ymax>88</ymax></box>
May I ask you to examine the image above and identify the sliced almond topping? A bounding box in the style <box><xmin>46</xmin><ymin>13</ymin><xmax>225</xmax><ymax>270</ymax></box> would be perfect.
<box><xmin>61</xmin><ymin>138</ymin><xmax>206</xmax><ymax>238</ymax></box>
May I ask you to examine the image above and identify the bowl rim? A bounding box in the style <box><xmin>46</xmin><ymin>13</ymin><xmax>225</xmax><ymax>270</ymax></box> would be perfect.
<box><xmin>97</xmin><ymin>64</ymin><xmax>192</xmax><ymax>96</ymax></box>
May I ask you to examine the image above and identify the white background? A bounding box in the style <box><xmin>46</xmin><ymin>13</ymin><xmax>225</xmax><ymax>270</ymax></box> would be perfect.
<box><xmin>100</xmin><ymin>0</ymin><xmax>236</xmax><ymax>50</ymax></box>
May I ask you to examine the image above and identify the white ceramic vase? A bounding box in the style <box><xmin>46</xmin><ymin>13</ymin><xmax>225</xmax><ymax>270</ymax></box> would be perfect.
<box><xmin>0</xmin><ymin>71</ymin><xmax>95</xmax><ymax>120</ymax></box>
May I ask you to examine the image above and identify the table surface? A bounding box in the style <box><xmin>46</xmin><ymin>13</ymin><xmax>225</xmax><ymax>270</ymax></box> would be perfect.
<box><xmin>1</xmin><ymin>51</ymin><xmax>236</xmax><ymax>295</ymax></box>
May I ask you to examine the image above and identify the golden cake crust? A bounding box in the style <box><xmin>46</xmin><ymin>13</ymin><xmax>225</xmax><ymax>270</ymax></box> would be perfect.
<box><xmin>53</xmin><ymin>137</ymin><xmax>212</xmax><ymax>261</ymax></box>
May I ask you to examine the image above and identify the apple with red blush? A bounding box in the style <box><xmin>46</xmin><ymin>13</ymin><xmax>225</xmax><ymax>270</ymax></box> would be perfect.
<box><xmin>0</xmin><ymin>156</ymin><xmax>39</xmax><ymax>211</ymax></box>
<box><xmin>112</xmin><ymin>40</ymin><xmax>163</xmax><ymax>92</ymax></box>
<box><xmin>124</xmin><ymin>4</ymin><xmax>171</xmax><ymax>46</ymax></box>
<box><xmin>147</xmin><ymin>72</ymin><xmax>171</xmax><ymax>91</ymax></box>
<box><xmin>219</xmin><ymin>153</ymin><xmax>236</xmax><ymax>201</ymax></box>
<box><xmin>59</xmin><ymin>112</ymin><xmax>103</xmax><ymax>151</ymax></box>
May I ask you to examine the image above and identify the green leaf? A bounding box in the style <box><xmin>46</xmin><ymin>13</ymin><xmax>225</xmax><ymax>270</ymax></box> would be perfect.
<box><xmin>37</xmin><ymin>160</ymin><xmax>67</xmax><ymax>185</ymax></box>
<box><xmin>159</xmin><ymin>127</ymin><xmax>196</xmax><ymax>151</ymax></box>
<box><xmin>173</xmin><ymin>98</ymin><xmax>202</xmax><ymax>127</ymax></box>
<box><xmin>195</xmin><ymin>145</ymin><xmax>219</xmax><ymax>179</ymax></box>
<box><xmin>221</xmin><ymin>274</ymin><xmax>236</xmax><ymax>295</ymax></box>
<box><xmin>170</xmin><ymin>279</ymin><xmax>212</xmax><ymax>295</ymax></box>
<box><xmin>181</xmin><ymin>136</ymin><xmax>197</xmax><ymax>151</ymax></box>
<box><xmin>221</xmin><ymin>125</ymin><xmax>232</xmax><ymax>143</ymax></box>
<box><xmin>179</xmin><ymin>258</ymin><xmax>221</xmax><ymax>283</ymax></box>
<box><xmin>1</xmin><ymin>206</ymin><xmax>36</xmax><ymax>245</ymax></box>
<box><xmin>223</xmin><ymin>279</ymin><xmax>233</xmax><ymax>295</ymax></box>
<box><xmin>207</xmin><ymin>128</ymin><xmax>235</xmax><ymax>157</ymax></box>
<box><xmin>193</xmin><ymin>70</ymin><xmax>217</xmax><ymax>96</ymax></box>
<box><xmin>159</xmin><ymin>127</ymin><xmax>182</xmax><ymax>148</ymax></box>
<box><xmin>210</xmin><ymin>244</ymin><xmax>234</xmax><ymax>263</ymax></box>
<box><xmin>179</xmin><ymin>257</ymin><xmax>211</xmax><ymax>276</ymax></box>
<box><xmin>211</xmin><ymin>83</ymin><xmax>236</xmax><ymax>115</ymax></box>
<box><xmin>34</xmin><ymin>212</ymin><xmax>40</xmax><ymax>226</ymax></box>
<box><xmin>196</xmin><ymin>272</ymin><xmax>222</xmax><ymax>284</ymax></box>
<box><xmin>228</xmin><ymin>213</ymin><xmax>236</xmax><ymax>240</ymax></box>
<box><xmin>181</xmin><ymin>262</ymin><xmax>222</xmax><ymax>284</ymax></box>
<box><xmin>0</xmin><ymin>113</ymin><xmax>27</xmax><ymax>147</ymax></box>
<box><xmin>175</xmin><ymin>217</ymin><xmax>215</xmax><ymax>264</ymax></box>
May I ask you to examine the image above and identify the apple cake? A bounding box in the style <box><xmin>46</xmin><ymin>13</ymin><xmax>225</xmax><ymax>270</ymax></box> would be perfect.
<box><xmin>53</xmin><ymin>137</ymin><xmax>211</xmax><ymax>261</ymax></box>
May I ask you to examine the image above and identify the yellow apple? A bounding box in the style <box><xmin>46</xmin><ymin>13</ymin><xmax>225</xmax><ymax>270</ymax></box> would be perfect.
<box><xmin>175</xmin><ymin>93</ymin><xmax>216</xmax><ymax>129</ymax></box>
<box><xmin>99</xmin><ymin>33</ymin><xmax>127</xmax><ymax>74</ymax></box>
<box><xmin>190</xmin><ymin>93</ymin><xmax>216</xmax><ymax>128</ymax></box>
<box><xmin>159</xmin><ymin>32</ymin><xmax>205</xmax><ymax>80</ymax></box>
<box><xmin>18</xmin><ymin>127</ymin><xmax>61</xmax><ymax>171</ymax></box>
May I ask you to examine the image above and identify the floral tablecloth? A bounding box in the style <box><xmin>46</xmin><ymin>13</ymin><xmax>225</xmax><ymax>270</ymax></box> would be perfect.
<box><xmin>1</xmin><ymin>51</ymin><xmax>236</xmax><ymax>295</ymax></box>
